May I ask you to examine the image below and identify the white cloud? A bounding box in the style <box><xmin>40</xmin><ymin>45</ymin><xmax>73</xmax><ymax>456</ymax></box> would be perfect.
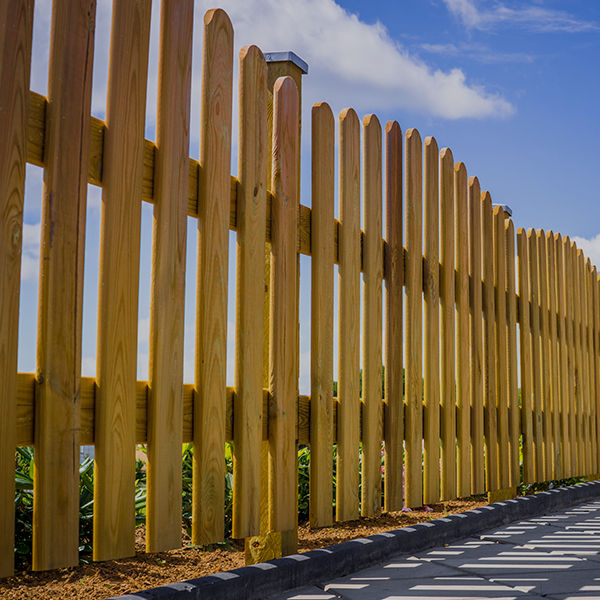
<box><xmin>573</xmin><ymin>233</ymin><xmax>600</xmax><ymax>271</ymax></box>
<box><xmin>199</xmin><ymin>0</ymin><xmax>512</xmax><ymax>119</ymax></box>
<box><xmin>31</xmin><ymin>0</ymin><xmax>513</xmax><ymax>128</ymax></box>
<box><xmin>420</xmin><ymin>42</ymin><xmax>535</xmax><ymax>64</ymax></box>
<box><xmin>20</xmin><ymin>222</ymin><xmax>41</xmax><ymax>281</ymax></box>
<box><xmin>442</xmin><ymin>0</ymin><xmax>600</xmax><ymax>33</ymax></box>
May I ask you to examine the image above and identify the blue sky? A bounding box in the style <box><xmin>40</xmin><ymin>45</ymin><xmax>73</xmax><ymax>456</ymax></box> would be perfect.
<box><xmin>19</xmin><ymin>0</ymin><xmax>600</xmax><ymax>392</ymax></box>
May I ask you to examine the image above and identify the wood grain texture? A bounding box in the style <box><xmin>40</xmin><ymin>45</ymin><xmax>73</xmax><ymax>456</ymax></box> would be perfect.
<box><xmin>383</xmin><ymin>121</ymin><xmax>403</xmax><ymax>512</ymax></box>
<box><xmin>440</xmin><ymin>148</ymin><xmax>456</xmax><ymax>501</ymax></box>
<box><xmin>454</xmin><ymin>162</ymin><xmax>470</xmax><ymax>497</ymax></box>
<box><xmin>517</xmin><ymin>229</ymin><xmax>534</xmax><ymax>483</ymax></box>
<box><xmin>537</xmin><ymin>231</ymin><xmax>551</xmax><ymax>481</ymax></box>
<box><xmin>309</xmin><ymin>102</ymin><xmax>334</xmax><ymax>527</ymax></box>
<box><xmin>94</xmin><ymin>0</ymin><xmax>151</xmax><ymax>562</ymax></box>
<box><xmin>232</xmin><ymin>46</ymin><xmax>267</xmax><ymax>539</ymax></box>
<box><xmin>336</xmin><ymin>108</ymin><xmax>361</xmax><ymax>521</ymax></box>
<box><xmin>361</xmin><ymin>114</ymin><xmax>383</xmax><ymax>517</ymax></box>
<box><xmin>593</xmin><ymin>269</ymin><xmax>600</xmax><ymax>474</ymax></box>
<box><xmin>0</xmin><ymin>0</ymin><xmax>33</xmax><ymax>578</ymax></box>
<box><xmin>505</xmin><ymin>220</ymin><xmax>520</xmax><ymax>487</ymax></box>
<box><xmin>481</xmin><ymin>192</ymin><xmax>498</xmax><ymax>491</ymax></box>
<box><xmin>404</xmin><ymin>128</ymin><xmax>423</xmax><ymax>507</ymax></box>
<box><xmin>192</xmin><ymin>8</ymin><xmax>234</xmax><ymax>546</ymax></box>
<box><xmin>565</xmin><ymin>238</ymin><xmax>577</xmax><ymax>477</ymax></box>
<box><xmin>33</xmin><ymin>0</ymin><xmax>95</xmax><ymax>571</ymax></box>
<box><xmin>573</xmin><ymin>248</ymin><xmax>585</xmax><ymax>475</ymax></box>
<box><xmin>555</xmin><ymin>234</ymin><xmax>569</xmax><ymax>476</ymax></box>
<box><xmin>146</xmin><ymin>0</ymin><xmax>193</xmax><ymax>553</ymax></box>
<box><xmin>546</xmin><ymin>232</ymin><xmax>560</xmax><ymax>478</ymax></box>
<box><xmin>579</xmin><ymin>251</ymin><xmax>591</xmax><ymax>475</ymax></box>
<box><xmin>492</xmin><ymin>206</ymin><xmax>508</xmax><ymax>490</ymax></box>
<box><xmin>468</xmin><ymin>177</ymin><xmax>484</xmax><ymax>493</ymax></box>
<box><xmin>423</xmin><ymin>136</ymin><xmax>440</xmax><ymax>505</ymax></box>
<box><xmin>586</xmin><ymin>261</ymin><xmax>597</xmax><ymax>474</ymax></box>
<box><xmin>528</xmin><ymin>230</ymin><xmax>544</xmax><ymax>481</ymax></box>
<box><xmin>268</xmin><ymin>76</ymin><xmax>299</xmax><ymax>533</ymax></box>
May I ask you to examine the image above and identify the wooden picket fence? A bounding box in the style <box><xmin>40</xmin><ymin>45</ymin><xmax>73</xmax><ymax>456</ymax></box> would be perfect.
<box><xmin>1</xmin><ymin>1</ymin><xmax>599</xmax><ymax>577</ymax></box>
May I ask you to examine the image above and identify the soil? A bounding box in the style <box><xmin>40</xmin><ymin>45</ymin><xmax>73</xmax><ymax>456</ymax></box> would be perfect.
<box><xmin>0</xmin><ymin>496</ymin><xmax>486</xmax><ymax>600</ymax></box>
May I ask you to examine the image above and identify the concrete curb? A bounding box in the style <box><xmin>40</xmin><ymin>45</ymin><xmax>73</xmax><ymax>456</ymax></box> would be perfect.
<box><xmin>109</xmin><ymin>481</ymin><xmax>600</xmax><ymax>600</ymax></box>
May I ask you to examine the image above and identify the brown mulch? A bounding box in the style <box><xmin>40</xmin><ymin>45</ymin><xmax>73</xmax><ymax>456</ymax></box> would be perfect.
<box><xmin>0</xmin><ymin>496</ymin><xmax>486</xmax><ymax>600</ymax></box>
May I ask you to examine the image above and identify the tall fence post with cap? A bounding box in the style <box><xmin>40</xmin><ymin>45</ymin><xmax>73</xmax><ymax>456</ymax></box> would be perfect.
<box><xmin>244</xmin><ymin>50</ymin><xmax>307</xmax><ymax>565</ymax></box>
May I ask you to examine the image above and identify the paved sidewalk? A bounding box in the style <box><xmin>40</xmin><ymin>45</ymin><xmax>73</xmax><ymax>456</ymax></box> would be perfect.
<box><xmin>268</xmin><ymin>500</ymin><xmax>600</xmax><ymax>600</ymax></box>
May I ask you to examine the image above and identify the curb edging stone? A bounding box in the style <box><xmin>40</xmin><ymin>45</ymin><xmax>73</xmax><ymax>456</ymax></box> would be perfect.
<box><xmin>110</xmin><ymin>481</ymin><xmax>600</xmax><ymax>600</ymax></box>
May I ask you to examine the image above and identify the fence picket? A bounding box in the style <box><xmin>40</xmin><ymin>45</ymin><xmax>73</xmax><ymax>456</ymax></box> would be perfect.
<box><xmin>362</xmin><ymin>115</ymin><xmax>383</xmax><ymax>516</ymax></box>
<box><xmin>565</xmin><ymin>238</ymin><xmax>577</xmax><ymax>476</ymax></box>
<box><xmin>455</xmin><ymin>162</ymin><xmax>470</xmax><ymax>497</ymax></box>
<box><xmin>0</xmin><ymin>0</ymin><xmax>33</xmax><ymax>578</ymax></box>
<box><xmin>268</xmin><ymin>76</ymin><xmax>299</xmax><ymax>532</ymax></box>
<box><xmin>493</xmin><ymin>206</ymin><xmax>509</xmax><ymax>490</ymax></box>
<box><xmin>517</xmin><ymin>229</ymin><xmax>534</xmax><ymax>483</ymax></box>
<box><xmin>440</xmin><ymin>148</ymin><xmax>456</xmax><ymax>501</ymax></box>
<box><xmin>546</xmin><ymin>232</ymin><xmax>560</xmax><ymax>478</ymax></box>
<box><xmin>309</xmin><ymin>102</ymin><xmax>334</xmax><ymax>527</ymax></box>
<box><xmin>232</xmin><ymin>46</ymin><xmax>268</xmax><ymax>539</ymax></box>
<box><xmin>482</xmin><ymin>192</ymin><xmax>498</xmax><ymax>491</ymax></box>
<box><xmin>192</xmin><ymin>9</ymin><xmax>234</xmax><ymax>546</ymax></box>
<box><xmin>384</xmin><ymin>121</ymin><xmax>403</xmax><ymax>512</ymax></box>
<box><xmin>537</xmin><ymin>231</ymin><xmax>552</xmax><ymax>480</ymax></box>
<box><xmin>424</xmin><ymin>136</ymin><xmax>440</xmax><ymax>505</ymax></box>
<box><xmin>555</xmin><ymin>234</ymin><xmax>568</xmax><ymax>476</ymax></box>
<box><xmin>506</xmin><ymin>219</ymin><xmax>519</xmax><ymax>487</ymax></box>
<box><xmin>469</xmin><ymin>177</ymin><xmax>485</xmax><ymax>494</ymax></box>
<box><xmin>405</xmin><ymin>128</ymin><xmax>423</xmax><ymax>507</ymax></box>
<box><xmin>146</xmin><ymin>0</ymin><xmax>193</xmax><ymax>553</ymax></box>
<box><xmin>94</xmin><ymin>0</ymin><xmax>151</xmax><ymax>561</ymax></box>
<box><xmin>336</xmin><ymin>108</ymin><xmax>361</xmax><ymax>522</ymax></box>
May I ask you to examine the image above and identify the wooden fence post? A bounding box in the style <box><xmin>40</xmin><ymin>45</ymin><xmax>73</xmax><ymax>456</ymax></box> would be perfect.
<box><xmin>245</xmin><ymin>51</ymin><xmax>307</xmax><ymax>564</ymax></box>
<box><xmin>33</xmin><ymin>0</ymin><xmax>95</xmax><ymax>570</ymax></box>
<box><xmin>0</xmin><ymin>1</ymin><xmax>33</xmax><ymax>578</ymax></box>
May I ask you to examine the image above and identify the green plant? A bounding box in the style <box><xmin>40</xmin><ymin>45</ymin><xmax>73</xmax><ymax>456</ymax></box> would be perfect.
<box><xmin>14</xmin><ymin>447</ymin><xmax>147</xmax><ymax>570</ymax></box>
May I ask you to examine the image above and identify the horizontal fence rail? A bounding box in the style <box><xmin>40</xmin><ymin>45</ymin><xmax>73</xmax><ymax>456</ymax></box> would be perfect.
<box><xmin>1</xmin><ymin>1</ymin><xmax>600</xmax><ymax>578</ymax></box>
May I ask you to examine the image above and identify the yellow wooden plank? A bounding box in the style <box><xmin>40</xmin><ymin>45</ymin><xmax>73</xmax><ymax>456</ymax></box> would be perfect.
<box><xmin>309</xmin><ymin>102</ymin><xmax>334</xmax><ymax>527</ymax></box>
<box><xmin>146</xmin><ymin>0</ymin><xmax>193</xmax><ymax>553</ymax></box>
<box><xmin>361</xmin><ymin>114</ymin><xmax>383</xmax><ymax>517</ymax></box>
<box><xmin>383</xmin><ymin>121</ymin><xmax>403</xmax><ymax>512</ymax></box>
<box><xmin>505</xmin><ymin>219</ymin><xmax>520</xmax><ymax>487</ymax></box>
<box><xmin>232</xmin><ymin>46</ymin><xmax>268</xmax><ymax>539</ymax></box>
<box><xmin>586</xmin><ymin>261</ymin><xmax>597</xmax><ymax>475</ymax></box>
<box><xmin>546</xmin><ymin>232</ymin><xmax>560</xmax><ymax>478</ymax></box>
<box><xmin>565</xmin><ymin>238</ymin><xmax>577</xmax><ymax>477</ymax></box>
<box><xmin>591</xmin><ymin>267</ymin><xmax>600</xmax><ymax>470</ymax></box>
<box><xmin>554</xmin><ymin>234</ymin><xmax>569</xmax><ymax>477</ymax></box>
<box><xmin>268</xmin><ymin>76</ymin><xmax>299</xmax><ymax>533</ymax></box>
<box><xmin>493</xmin><ymin>206</ymin><xmax>508</xmax><ymax>489</ymax></box>
<box><xmin>94</xmin><ymin>0</ymin><xmax>151</xmax><ymax>562</ymax></box>
<box><xmin>454</xmin><ymin>162</ymin><xmax>470</xmax><ymax>497</ymax></box>
<box><xmin>517</xmin><ymin>229</ymin><xmax>534</xmax><ymax>483</ymax></box>
<box><xmin>33</xmin><ymin>0</ymin><xmax>95</xmax><ymax>571</ymax></box>
<box><xmin>192</xmin><ymin>9</ymin><xmax>234</xmax><ymax>547</ymax></box>
<box><xmin>423</xmin><ymin>136</ymin><xmax>440</xmax><ymax>505</ymax></box>
<box><xmin>439</xmin><ymin>148</ymin><xmax>456</xmax><ymax>501</ymax></box>
<box><xmin>468</xmin><ymin>177</ymin><xmax>484</xmax><ymax>494</ymax></box>
<box><xmin>537</xmin><ymin>231</ymin><xmax>552</xmax><ymax>481</ymax></box>
<box><xmin>336</xmin><ymin>108</ymin><xmax>361</xmax><ymax>521</ymax></box>
<box><xmin>0</xmin><ymin>0</ymin><xmax>33</xmax><ymax>578</ymax></box>
<box><xmin>571</xmin><ymin>242</ymin><xmax>583</xmax><ymax>475</ymax></box>
<box><xmin>528</xmin><ymin>230</ymin><xmax>544</xmax><ymax>481</ymax></box>
<box><xmin>579</xmin><ymin>252</ymin><xmax>591</xmax><ymax>475</ymax></box>
<box><xmin>482</xmin><ymin>192</ymin><xmax>498</xmax><ymax>491</ymax></box>
<box><xmin>405</xmin><ymin>128</ymin><xmax>423</xmax><ymax>508</ymax></box>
